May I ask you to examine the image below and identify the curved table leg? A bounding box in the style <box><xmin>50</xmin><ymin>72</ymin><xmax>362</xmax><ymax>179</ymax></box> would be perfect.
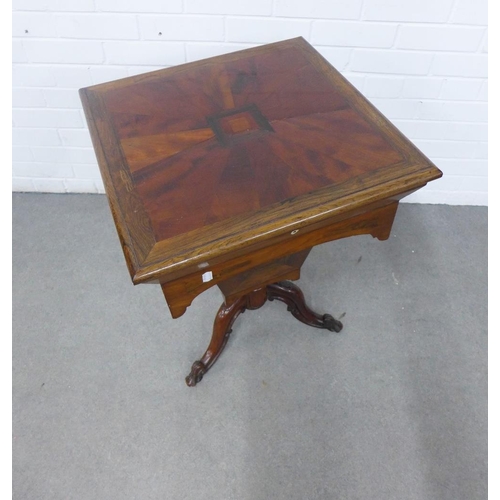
<box><xmin>267</xmin><ymin>280</ymin><xmax>343</xmax><ymax>333</ymax></box>
<box><xmin>185</xmin><ymin>282</ymin><xmax>341</xmax><ymax>386</ymax></box>
<box><xmin>185</xmin><ymin>288</ymin><xmax>267</xmax><ymax>387</ymax></box>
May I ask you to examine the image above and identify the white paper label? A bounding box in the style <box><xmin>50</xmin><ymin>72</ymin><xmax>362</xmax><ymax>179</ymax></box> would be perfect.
<box><xmin>202</xmin><ymin>271</ymin><xmax>213</xmax><ymax>283</ymax></box>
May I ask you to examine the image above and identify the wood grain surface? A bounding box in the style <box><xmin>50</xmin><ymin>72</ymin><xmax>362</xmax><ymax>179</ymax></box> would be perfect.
<box><xmin>79</xmin><ymin>37</ymin><xmax>442</xmax><ymax>288</ymax></box>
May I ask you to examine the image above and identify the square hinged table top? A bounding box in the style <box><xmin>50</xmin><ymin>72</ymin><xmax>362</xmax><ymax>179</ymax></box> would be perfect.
<box><xmin>80</xmin><ymin>37</ymin><xmax>442</xmax><ymax>284</ymax></box>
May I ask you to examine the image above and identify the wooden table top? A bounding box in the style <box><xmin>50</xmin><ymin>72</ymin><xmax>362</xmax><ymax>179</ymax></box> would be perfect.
<box><xmin>80</xmin><ymin>37</ymin><xmax>442</xmax><ymax>285</ymax></box>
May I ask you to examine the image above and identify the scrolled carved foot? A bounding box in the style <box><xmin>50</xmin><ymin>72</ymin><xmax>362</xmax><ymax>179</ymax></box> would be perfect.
<box><xmin>185</xmin><ymin>361</ymin><xmax>207</xmax><ymax>387</ymax></box>
<box><xmin>322</xmin><ymin>313</ymin><xmax>343</xmax><ymax>333</ymax></box>
<box><xmin>267</xmin><ymin>281</ymin><xmax>343</xmax><ymax>333</ymax></box>
<box><xmin>185</xmin><ymin>290</ymin><xmax>267</xmax><ymax>387</ymax></box>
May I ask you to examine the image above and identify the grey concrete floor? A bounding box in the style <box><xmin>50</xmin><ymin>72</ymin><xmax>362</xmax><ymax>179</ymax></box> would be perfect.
<box><xmin>13</xmin><ymin>194</ymin><xmax>487</xmax><ymax>500</ymax></box>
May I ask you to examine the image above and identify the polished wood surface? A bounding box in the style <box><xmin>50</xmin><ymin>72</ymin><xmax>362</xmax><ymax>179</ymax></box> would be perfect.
<box><xmin>160</xmin><ymin>199</ymin><xmax>399</xmax><ymax>319</ymax></box>
<box><xmin>80</xmin><ymin>37</ymin><xmax>442</xmax><ymax>288</ymax></box>
<box><xmin>80</xmin><ymin>38</ymin><xmax>443</xmax><ymax>386</ymax></box>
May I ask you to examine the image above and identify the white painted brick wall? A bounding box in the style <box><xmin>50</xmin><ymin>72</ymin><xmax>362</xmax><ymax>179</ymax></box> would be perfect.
<box><xmin>350</xmin><ymin>50</ymin><xmax>434</xmax><ymax>75</ymax></box>
<box><xmin>13</xmin><ymin>128</ymin><xmax>61</xmax><ymax>146</ymax></box>
<box><xmin>23</xmin><ymin>40</ymin><xmax>105</xmax><ymax>64</ymax></box>
<box><xmin>186</xmin><ymin>0</ymin><xmax>272</xmax><ymax>16</ymax></box>
<box><xmin>363</xmin><ymin>0</ymin><xmax>455</xmax><ymax>23</ymax></box>
<box><xmin>185</xmin><ymin>42</ymin><xmax>255</xmax><ymax>62</ymax></box>
<box><xmin>12</xmin><ymin>88</ymin><xmax>46</xmax><ymax>107</ymax></box>
<box><xmin>450</xmin><ymin>0</ymin><xmax>488</xmax><ymax>25</ymax></box>
<box><xmin>364</xmin><ymin>76</ymin><xmax>404</xmax><ymax>98</ymax></box>
<box><xmin>12</xmin><ymin>0</ymin><xmax>488</xmax><ymax>205</ymax></box>
<box><xmin>97</xmin><ymin>0</ymin><xmax>183</xmax><ymax>13</ymax></box>
<box><xmin>311</xmin><ymin>21</ymin><xmax>397</xmax><ymax>48</ymax></box>
<box><xmin>103</xmin><ymin>41</ymin><xmax>185</xmax><ymax>65</ymax></box>
<box><xmin>397</xmin><ymin>26</ymin><xmax>484</xmax><ymax>52</ymax></box>
<box><xmin>274</xmin><ymin>0</ymin><xmax>362</xmax><ymax>20</ymax></box>
<box><xmin>226</xmin><ymin>17</ymin><xmax>311</xmax><ymax>43</ymax></box>
<box><xmin>55</xmin><ymin>14</ymin><xmax>140</xmax><ymax>40</ymax></box>
<box><xmin>139</xmin><ymin>15</ymin><xmax>225</xmax><ymax>42</ymax></box>
<box><xmin>431</xmin><ymin>53</ymin><xmax>487</xmax><ymax>77</ymax></box>
<box><xmin>13</xmin><ymin>12</ymin><xmax>58</xmax><ymax>38</ymax></box>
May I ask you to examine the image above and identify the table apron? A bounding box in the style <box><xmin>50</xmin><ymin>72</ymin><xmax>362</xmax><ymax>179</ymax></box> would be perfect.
<box><xmin>160</xmin><ymin>197</ymin><xmax>401</xmax><ymax>319</ymax></box>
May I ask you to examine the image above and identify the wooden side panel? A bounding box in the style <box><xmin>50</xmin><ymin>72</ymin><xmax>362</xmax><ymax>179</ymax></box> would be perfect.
<box><xmin>161</xmin><ymin>201</ymin><xmax>399</xmax><ymax>318</ymax></box>
<box><xmin>217</xmin><ymin>249</ymin><xmax>311</xmax><ymax>302</ymax></box>
<box><xmin>79</xmin><ymin>88</ymin><xmax>157</xmax><ymax>279</ymax></box>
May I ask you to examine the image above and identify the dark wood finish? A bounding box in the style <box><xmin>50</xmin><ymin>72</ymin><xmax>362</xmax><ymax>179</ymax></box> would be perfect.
<box><xmin>217</xmin><ymin>249</ymin><xmax>311</xmax><ymax>302</ymax></box>
<box><xmin>80</xmin><ymin>37</ymin><xmax>442</xmax><ymax>288</ymax></box>
<box><xmin>267</xmin><ymin>281</ymin><xmax>343</xmax><ymax>333</ymax></box>
<box><xmin>186</xmin><ymin>281</ymin><xmax>341</xmax><ymax>387</ymax></box>
<box><xmin>185</xmin><ymin>287</ymin><xmax>267</xmax><ymax>387</ymax></box>
<box><xmin>160</xmin><ymin>199</ymin><xmax>399</xmax><ymax>318</ymax></box>
<box><xmin>79</xmin><ymin>38</ymin><xmax>443</xmax><ymax>385</ymax></box>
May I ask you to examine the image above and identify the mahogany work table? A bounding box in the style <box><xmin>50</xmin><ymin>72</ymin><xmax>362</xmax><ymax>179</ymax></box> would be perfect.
<box><xmin>80</xmin><ymin>37</ymin><xmax>442</xmax><ymax>387</ymax></box>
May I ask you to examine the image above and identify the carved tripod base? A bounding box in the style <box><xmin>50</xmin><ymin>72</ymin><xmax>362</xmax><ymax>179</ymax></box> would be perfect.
<box><xmin>185</xmin><ymin>281</ymin><xmax>343</xmax><ymax>387</ymax></box>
